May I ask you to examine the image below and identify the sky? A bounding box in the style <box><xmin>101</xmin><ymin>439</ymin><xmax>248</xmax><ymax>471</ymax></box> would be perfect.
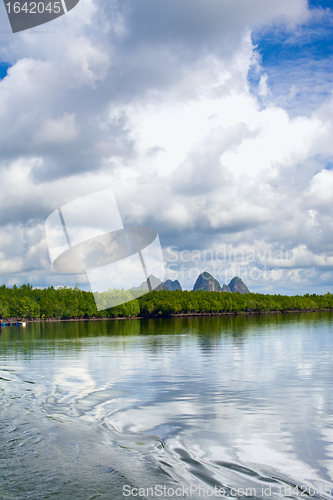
<box><xmin>0</xmin><ymin>0</ymin><xmax>333</xmax><ymax>295</ymax></box>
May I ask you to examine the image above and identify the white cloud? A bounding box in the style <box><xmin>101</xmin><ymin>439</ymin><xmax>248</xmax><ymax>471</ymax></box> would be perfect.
<box><xmin>0</xmin><ymin>0</ymin><xmax>333</xmax><ymax>293</ymax></box>
<box><xmin>35</xmin><ymin>113</ymin><xmax>78</xmax><ymax>144</ymax></box>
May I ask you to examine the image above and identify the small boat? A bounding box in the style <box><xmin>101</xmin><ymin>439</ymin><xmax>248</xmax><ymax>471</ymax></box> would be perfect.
<box><xmin>0</xmin><ymin>321</ymin><xmax>26</xmax><ymax>327</ymax></box>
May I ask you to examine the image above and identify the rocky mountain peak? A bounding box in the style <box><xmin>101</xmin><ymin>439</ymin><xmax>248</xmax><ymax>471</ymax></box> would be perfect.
<box><xmin>192</xmin><ymin>273</ymin><xmax>250</xmax><ymax>293</ymax></box>
<box><xmin>228</xmin><ymin>276</ymin><xmax>250</xmax><ymax>294</ymax></box>
<box><xmin>156</xmin><ymin>279</ymin><xmax>182</xmax><ymax>291</ymax></box>
<box><xmin>193</xmin><ymin>272</ymin><xmax>221</xmax><ymax>292</ymax></box>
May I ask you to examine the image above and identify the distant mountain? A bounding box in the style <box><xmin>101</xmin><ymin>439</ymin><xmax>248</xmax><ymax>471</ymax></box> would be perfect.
<box><xmin>131</xmin><ymin>275</ymin><xmax>162</xmax><ymax>291</ymax></box>
<box><xmin>132</xmin><ymin>273</ymin><xmax>250</xmax><ymax>294</ymax></box>
<box><xmin>193</xmin><ymin>273</ymin><xmax>250</xmax><ymax>294</ymax></box>
<box><xmin>193</xmin><ymin>272</ymin><xmax>221</xmax><ymax>292</ymax></box>
<box><xmin>228</xmin><ymin>277</ymin><xmax>250</xmax><ymax>294</ymax></box>
<box><xmin>156</xmin><ymin>279</ymin><xmax>182</xmax><ymax>291</ymax></box>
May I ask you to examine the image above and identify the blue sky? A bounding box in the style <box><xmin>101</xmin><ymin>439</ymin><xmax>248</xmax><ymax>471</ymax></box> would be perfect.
<box><xmin>0</xmin><ymin>62</ymin><xmax>11</xmax><ymax>80</ymax></box>
<box><xmin>1</xmin><ymin>0</ymin><xmax>333</xmax><ymax>295</ymax></box>
<box><xmin>308</xmin><ymin>0</ymin><xmax>332</xmax><ymax>8</ymax></box>
<box><xmin>251</xmin><ymin>1</ymin><xmax>333</xmax><ymax>114</ymax></box>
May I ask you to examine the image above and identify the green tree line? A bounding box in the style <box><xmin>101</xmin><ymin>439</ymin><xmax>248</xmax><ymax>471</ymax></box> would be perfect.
<box><xmin>1</xmin><ymin>284</ymin><xmax>333</xmax><ymax>320</ymax></box>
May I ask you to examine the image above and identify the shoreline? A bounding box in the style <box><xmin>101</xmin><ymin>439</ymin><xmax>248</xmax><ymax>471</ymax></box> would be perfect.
<box><xmin>2</xmin><ymin>308</ymin><xmax>333</xmax><ymax>324</ymax></box>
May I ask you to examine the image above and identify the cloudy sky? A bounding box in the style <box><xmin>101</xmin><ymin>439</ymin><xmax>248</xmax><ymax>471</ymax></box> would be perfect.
<box><xmin>0</xmin><ymin>0</ymin><xmax>333</xmax><ymax>294</ymax></box>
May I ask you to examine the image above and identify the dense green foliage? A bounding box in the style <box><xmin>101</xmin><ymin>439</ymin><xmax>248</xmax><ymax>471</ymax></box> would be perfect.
<box><xmin>1</xmin><ymin>284</ymin><xmax>333</xmax><ymax>320</ymax></box>
<box><xmin>138</xmin><ymin>290</ymin><xmax>333</xmax><ymax>315</ymax></box>
<box><xmin>0</xmin><ymin>284</ymin><xmax>140</xmax><ymax>319</ymax></box>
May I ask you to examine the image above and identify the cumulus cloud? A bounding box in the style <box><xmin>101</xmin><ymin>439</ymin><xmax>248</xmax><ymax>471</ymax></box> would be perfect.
<box><xmin>1</xmin><ymin>0</ymin><xmax>333</xmax><ymax>294</ymax></box>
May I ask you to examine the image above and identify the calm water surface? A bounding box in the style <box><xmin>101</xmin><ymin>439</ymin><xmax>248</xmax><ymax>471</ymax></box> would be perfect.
<box><xmin>1</xmin><ymin>313</ymin><xmax>333</xmax><ymax>499</ymax></box>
